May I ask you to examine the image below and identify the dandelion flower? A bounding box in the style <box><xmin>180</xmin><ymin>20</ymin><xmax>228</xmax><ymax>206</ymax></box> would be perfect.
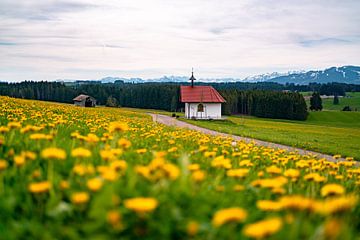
<box><xmin>243</xmin><ymin>217</ymin><xmax>283</xmax><ymax>239</ymax></box>
<box><xmin>187</xmin><ymin>221</ymin><xmax>199</xmax><ymax>236</ymax></box>
<box><xmin>321</xmin><ymin>184</ymin><xmax>345</xmax><ymax>197</ymax></box>
<box><xmin>117</xmin><ymin>138</ymin><xmax>132</xmax><ymax>148</ymax></box>
<box><xmin>71</xmin><ymin>192</ymin><xmax>90</xmax><ymax>205</ymax></box>
<box><xmin>14</xmin><ymin>155</ymin><xmax>26</xmax><ymax>167</ymax></box>
<box><xmin>227</xmin><ymin>168</ymin><xmax>249</xmax><ymax>178</ymax></box>
<box><xmin>0</xmin><ymin>160</ymin><xmax>8</xmax><ymax>171</ymax></box>
<box><xmin>87</xmin><ymin>178</ymin><xmax>103</xmax><ymax>192</ymax></box>
<box><xmin>212</xmin><ymin>207</ymin><xmax>247</xmax><ymax>227</ymax></box>
<box><xmin>107</xmin><ymin>210</ymin><xmax>123</xmax><ymax>229</ymax></box>
<box><xmin>192</xmin><ymin>170</ymin><xmax>206</xmax><ymax>182</ymax></box>
<box><xmin>71</xmin><ymin>147</ymin><xmax>92</xmax><ymax>158</ymax></box>
<box><xmin>256</xmin><ymin>200</ymin><xmax>283</xmax><ymax>211</ymax></box>
<box><xmin>41</xmin><ymin>147</ymin><xmax>66</xmax><ymax>160</ymax></box>
<box><xmin>284</xmin><ymin>169</ymin><xmax>300</xmax><ymax>178</ymax></box>
<box><xmin>109</xmin><ymin>121</ymin><xmax>129</xmax><ymax>133</ymax></box>
<box><xmin>124</xmin><ymin>197</ymin><xmax>158</xmax><ymax>213</ymax></box>
<box><xmin>28</xmin><ymin>181</ymin><xmax>51</xmax><ymax>194</ymax></box>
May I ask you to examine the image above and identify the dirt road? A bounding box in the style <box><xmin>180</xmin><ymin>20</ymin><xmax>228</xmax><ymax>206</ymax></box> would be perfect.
<box><xmin>149</xmin><ymin>113</ymin><xmax>344</xmax><ymax>163</ymax></box>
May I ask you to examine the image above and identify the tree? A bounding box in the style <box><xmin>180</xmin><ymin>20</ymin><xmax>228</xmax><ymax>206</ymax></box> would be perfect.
<box><xmin>333</xmin><ymin>95</ymin><xmax>339</xmax><ymax>105</ymax></box>
<box><xmin>106</xmin><ymin>96</ymin><xmax>118</xmax><ymax>107</ymax></box>
<box><xmin>342</xmin><ymin>106</ymin><xmax>351</xmax><ymax>111</ymax></box>
<box><xmin>170</xmin><ymin>96</ymin><xmax>177</xmax><ymax>112</ymax></box>
<box><xmin>309</xmin><ymin>92</ymin><xmax>322</xmax><ymax>111</ymax></box>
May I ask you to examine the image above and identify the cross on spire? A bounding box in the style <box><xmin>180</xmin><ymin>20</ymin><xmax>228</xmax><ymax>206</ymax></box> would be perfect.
<box><xmin>190</xmin><ymin>68</ymin><xmax>196</xmax><ymax>87</ymax></box>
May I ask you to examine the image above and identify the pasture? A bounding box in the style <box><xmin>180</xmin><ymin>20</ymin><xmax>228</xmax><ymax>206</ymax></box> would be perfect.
<box><xmin>183</xmin><ymin>111</ymin><xmax>360</xmax><ymax>161</ymax></box>
<box><xmin>0</xmin><ymin>96</ymin><xmax>359</xmax><ymax>239</ymax></box>
<box><xmin>303</xmin><ymin>92</ymin><xmax>360</xmax><ymax>111</ymax></box>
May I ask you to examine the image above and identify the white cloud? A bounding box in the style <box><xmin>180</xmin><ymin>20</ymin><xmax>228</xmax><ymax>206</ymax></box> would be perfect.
<box><xmin>0</xmin><ymin>0</ymin><xmax>359</xmax><ymax>81</ymax></box>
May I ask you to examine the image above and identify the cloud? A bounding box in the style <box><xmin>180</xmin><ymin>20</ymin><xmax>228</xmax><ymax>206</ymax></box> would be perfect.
<box><xmin>0</xmin><ymin>0</ymin><xmax>98</xmax><ymax>21</ymax></box>
<box><xmin>297</xmin><ymin>37</ymin><xmax>352</xmax><ymax>47</ymax></box>
<box><xmin>0</xmin><ymin>42</ymin><xmax>17</xmax><ymax>46</ymax></box>
<box><xmin>0</xmin><ymin>0</ymin><xmax>359</xmax><ymax>81</ymax></box>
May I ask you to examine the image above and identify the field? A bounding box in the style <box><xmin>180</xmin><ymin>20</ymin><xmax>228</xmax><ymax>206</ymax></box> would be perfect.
<box><xmin>182</xmin><ymin>111</ymin><xmax>360</xmax><ymax>161</ymax></box>
<box><xmin>303</xmin><ymin>92</ymin><xmax>360</xmax><ymax>111</ymax></box>
<box><xmin>1</xmin><ymin>96</ymin><xmax>360</xmax><ymax>239</ymax></box>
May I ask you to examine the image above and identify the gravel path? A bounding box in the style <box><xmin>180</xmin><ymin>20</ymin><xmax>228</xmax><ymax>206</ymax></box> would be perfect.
<box><xmin>149</xmin><ymin>113</ymin><xmax>345</xmax><ymax>163</ymax></box>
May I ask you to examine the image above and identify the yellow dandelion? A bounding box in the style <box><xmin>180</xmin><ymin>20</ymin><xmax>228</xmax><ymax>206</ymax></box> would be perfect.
<box><xmin>71</xmin><ymin>192</ymin><xmax>90</xmax><ymax>205</ymax></box>
<box><xmin>0</xmin><ymin>160</ymin><xmax>8</xmax><ymax>171</ymax></box>
<box><xmin>266</xmin><ymin>165</ymin><xmax>282</xmax><ymax>174</ymax></box>
<box><xmin>109</xmin><ymin>121</ymin><xmax>129</xmax><ymax>133</ymax></box>
<box><xmin>321</xmin><ymin>184</ymin><xmax>345</xmax><ymax>197</ymax></box>
<box><xmin>227</xmin><ymin>168</ymin><xmax>249</xmax><ymax>178</ymax></box>
<box><xmin>192</xmin><ymin>170</ymin><xmax>206</xmax><ymax>182</ymax></box>
<box><xmin>28</xmin><ymin>181</ymin><xmax>51</xmax><ymax>194</ymax></box>
<box><xmin>243</xmin><ymin>217</ymin><xmax>283</xmax><ymax>239</ymax></box>
<box><xmin>87</xmin><ymin>178</ymin><xmax>103</xmax><ymax>192</ymax></box>
<box><xmin>60</xmin><ymin>180</ymin><xmax>70</xmax><ymax>190</ymax></box>
<box><xmin>233</xmin><ymin>184</ymin><xmax>245</xmax><ymax>192</ymax></box>
<box><xmin>124</xmin><ymin>197</ymin><xmax>158</xmax><ymax>213</ymax></box>
<box><xmin>41</xmin><ymin>147</ymin><xmax>66</xmax><ymax>160</ymax></box>
<box><xmin>136</xmin><ymin>148</ymin><xmax>147</xmax><ymax>154</ymax></box>
<box><xmin>187</xmin><ymin>221</ymin><xmax>199</xmax><ymax>236</ymax></box>
<box><xmin>284</xmin><ymin>169</ymin><xmax>300</xmax><ymax>178</ymax></box>
<box><xmin>117</xmin><ymin>138</ymin><xmax>132</xmax><ymax>148</ymax></box>
<box><xmin>256</xmin><ymin>200</ymin><xmax>282</xmax><ymax>211</ymax></box>
<box><xmin>212</xmin><ymin>207</ymin><xmax>247</xmax><ymax>227</ymax></box>
<box><xmin>107</xmin><ymin>210</ymin><xmax>122</xmax><ymax>228</ymax></box>
<box><xmin>14</xmin><ymin>155</ymin><xmax>26</xmax><ymax>167</ymax></box>
<box><xmin>187</xmin><ymin>164</ymin><xmax>200</xmax><ymax>171</ymax></box>
<box><xmin>7</xmin><ymin>121</ymin><xmax>21</xmax><ymax>129</ymax></box>
<box><xmin>71</xmin><ymin>147</ymin><xmax>92</xmax><ymax>158</ymax></box>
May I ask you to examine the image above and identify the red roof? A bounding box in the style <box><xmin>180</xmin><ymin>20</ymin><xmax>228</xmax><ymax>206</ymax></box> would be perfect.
<box><xmin>180</xmin><ymin>86</ymin><xmax>226</xmax><ymax>103</ymax></box>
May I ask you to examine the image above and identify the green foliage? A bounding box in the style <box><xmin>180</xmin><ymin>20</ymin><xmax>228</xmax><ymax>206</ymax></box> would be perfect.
<box><xmin>309</xmin><ymin>92</ymin><xmax>323</xmax><ymax>111</ymax></box>
<box><xmin>333</xmin><ymin>95</ymin><xmax>339</xmax><ymax>105</ymax></box>
<box><xmin>220</xmin><ymin>90</ymin><xmax>308</xmax><ymax>120</ymax></box>
<box><xmin>106</xmin><ymin>96</ymin><xmax>118</xmax><ymax>107</ymax></box>
<box><xmin>312</xmin><ymin>92</ymin><xmax>360</xmax><ymax>111</ymax></box>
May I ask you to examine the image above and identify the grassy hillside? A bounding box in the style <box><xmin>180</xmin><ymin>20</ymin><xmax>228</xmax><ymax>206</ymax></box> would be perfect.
<box><xmin>182</xmin><ymin>111</ymin><xmax>360</xmax><ymax>160</ymax></box>
<box><xmin>303</xmin><ymin>92</ymin><xmax>360</xmax><ymax>111</ymax></box>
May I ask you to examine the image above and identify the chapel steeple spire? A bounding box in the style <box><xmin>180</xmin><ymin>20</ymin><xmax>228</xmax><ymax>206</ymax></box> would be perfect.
<box><xmin>189</xmin><ymin>68</ymin><xmax>196</xmax><ymax>87</ymax></box>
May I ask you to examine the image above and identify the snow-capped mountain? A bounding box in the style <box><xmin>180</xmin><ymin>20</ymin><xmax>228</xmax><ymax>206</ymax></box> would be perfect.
<box><xmin>56</xmin><ymin>65</ymin><xmax>360</xmax><ymax>84</ymax></box>
<box><xmin>264</xmin><ymin>66</ymin><xmax>360</xmax><ymax>84</ymax></box>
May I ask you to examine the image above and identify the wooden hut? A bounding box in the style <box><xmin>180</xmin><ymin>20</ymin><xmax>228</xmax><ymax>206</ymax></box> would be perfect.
<box><xmin>73</xmin><ymin>94</ymin><xmax>96</xmax><ymax>107</ymax></box>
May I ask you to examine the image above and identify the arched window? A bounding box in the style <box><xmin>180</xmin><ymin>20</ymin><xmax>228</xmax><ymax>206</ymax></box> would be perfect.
<box><xmin>197</xmin><ymin>103</ymin><xmax>204</xmax><ymax>112</ymax></box>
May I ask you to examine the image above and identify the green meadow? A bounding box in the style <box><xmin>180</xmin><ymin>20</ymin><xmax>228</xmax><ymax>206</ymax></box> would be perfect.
<box><xmin>303</xmin><ymin>92</ymin><xmax>360</xmax><ymax>111</ymax></box>
<box><xmin>182</xmin><ymin>111</ymin><xmax>360</xmax><ymax>160</ymax></box>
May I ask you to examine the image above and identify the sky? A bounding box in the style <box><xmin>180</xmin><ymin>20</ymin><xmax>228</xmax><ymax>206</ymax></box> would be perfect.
<box><xmin>0</xmin><ymin>0</ymin><xmax>360</xmax><ymax>82</ymax></box>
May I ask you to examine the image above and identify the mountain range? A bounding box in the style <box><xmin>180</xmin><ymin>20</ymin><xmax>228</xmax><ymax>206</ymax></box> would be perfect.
<box><xmin>60</xmin><ymin>65</ymin><xmax>360</xmax><ymax>85</ymax></box>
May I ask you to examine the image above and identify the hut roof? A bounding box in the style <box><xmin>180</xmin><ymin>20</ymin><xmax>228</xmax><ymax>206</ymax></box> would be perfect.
<box><xmin>73</xmin><ymin>94</ymin><xmax>94</xmax><ymax>102</ymax></box>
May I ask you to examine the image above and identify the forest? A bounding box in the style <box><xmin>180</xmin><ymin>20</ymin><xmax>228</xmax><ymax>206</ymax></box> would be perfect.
<box><xmin>0</xmin><ymin>81</ymin><xmax>358</xmax><ymax>120</ymax></box>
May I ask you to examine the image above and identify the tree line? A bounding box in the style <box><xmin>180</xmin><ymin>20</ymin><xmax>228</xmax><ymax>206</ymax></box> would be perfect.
<box><xmin>220</xmin><ymin>90</ymin><xmax>308</xmax><ymax>120</ymax></box>
<box><xmin>1</xmin><ymin>80</ymin><xmax>359</xmax><ymax>120</ymax></box>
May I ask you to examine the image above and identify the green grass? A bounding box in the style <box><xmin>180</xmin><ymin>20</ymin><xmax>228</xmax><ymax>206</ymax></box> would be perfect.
<box><xmin>304</xmin><ymin>92</ymin><xmax>360</xmax><ymax>111</ymax></box>
<box><xmin>2</xmin><ymin>97</ymin><xmax>360</xmax><ymax>239</ymax></box>
<box><xmin>181</xmin><ymin>111</ymin><xmax>360</xmax><ymax>160</ymax></box>
<box><xmin>321</xmin><ymin>92</ymin><xmax>360</xmax><ymax>111</ymax></box>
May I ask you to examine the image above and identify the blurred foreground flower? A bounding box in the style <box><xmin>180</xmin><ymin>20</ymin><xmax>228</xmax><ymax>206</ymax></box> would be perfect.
<box><xmin>28</xmin><ymin>181</ymin><xmax>51</xmax><ymax>194</ymax></box>
<box><xmin>243</xmin><ymin>217</ymin><xmax>283</xmax><ymax>239</ymax></box>
<box><xmin>212</xmin><ymin>207</ymin><xmax>247</xmax><ymax>227</ymax></box>
<box><xmin>71</xmin><ymin>192</ymin><xmax>90</xmax><ymax>205</ymax></box>
<box><xmin>109</xmin><ymin>121</ymin><xmax>129</xmax><ymax>133</ymax></box>
<box><xmin>71</xmin><ymin>147</ymin><xmax>92</xmax><ymax>158</ymax></box>
<box><xmin>41</xmin><ymin>147</ymin><xmax>66</xmax><ymax>160</ymax></box>
<box><xmin>124</xmin><ymin>197</ymin><xmax>158</xmax><ymax>214</ymax></box>
<box><xmin>321</xmin><ymin>184</ymin><xmax>345</xmax><ymax>197</ymax></box>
